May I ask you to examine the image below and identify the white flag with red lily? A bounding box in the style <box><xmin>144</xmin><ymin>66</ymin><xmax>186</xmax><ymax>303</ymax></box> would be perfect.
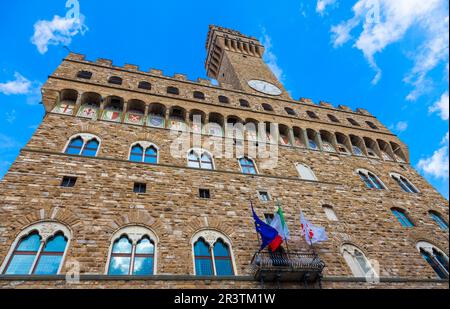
<box><xmin>300</xmin><ymin>211</ymin><xmax>328</xmax><ymax>245</ymax></box>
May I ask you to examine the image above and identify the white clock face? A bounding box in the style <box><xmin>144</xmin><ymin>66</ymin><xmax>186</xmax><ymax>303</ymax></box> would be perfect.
<box><xmin>248</xmin><ymin>80</ymin><xmax>282</xmax><ymax>96</ymax></box>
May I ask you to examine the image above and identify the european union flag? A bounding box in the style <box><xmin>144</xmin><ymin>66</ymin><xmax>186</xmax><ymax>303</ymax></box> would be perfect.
<box><xmin>252</xmin><ymin>207</ymin><xmax>281</xmax><ymax>251</ymax></box>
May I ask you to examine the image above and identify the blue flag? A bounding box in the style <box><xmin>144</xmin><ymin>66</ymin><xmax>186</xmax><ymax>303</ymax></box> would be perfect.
<box><xmin>252</xmin><ymin>207</ymin><xmax>281</xmax><ymax>251</ymax></box>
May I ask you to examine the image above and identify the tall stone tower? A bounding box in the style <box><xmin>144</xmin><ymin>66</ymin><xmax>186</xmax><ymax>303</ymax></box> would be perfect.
<box><xmin>205</xmin><ymin>26</ymin><xmax>290</xmax><ymax>99</ymax></box>
<box><xmin>0</xmin><ymin>25</ymin><xmax>448</xmax><ymax>289</ymax></box>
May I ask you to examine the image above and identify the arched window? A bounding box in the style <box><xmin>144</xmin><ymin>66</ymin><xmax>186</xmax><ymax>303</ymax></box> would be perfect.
<box><xmin>337</xmin><ymin>143</ymin><xmax>350</xmax><ymax>154</ymax></box>
<box><xmin>1</xmin><ymin>222</ymin><xmax>70</xmax><ymax>275</ymax></box>
<box><xmin>145</xmin><ymin>147</ymin><xmax>158</xmax><ymax>164</ymax></box>
<box><xmin>192</xmin><ymin>230</ymin><xmax>235</xmax><ymax>276</ymax></box>
<box><xmin>138</xmin><ymin>81</ymin><xmax>151</xmax><ymax>90</ymax></box>
<box><xmin>357</xmin><ymin>169</ymin><xmax>385</xmax><ymax>190</ymax></box>
<box><xmin>77</xmin><ymin>92</ymin><xmax>101</xmax><ymax>119</ymax></box>
<box><xmin>218</xmin><ymin>96</ymin><xmax>230</xmax><ymax>104</ymax></box>
<box><xmin>348</xmin><ymin>118</ymin><xmax>361</xmax><ymax>126</ymax></box>
<box><xmin>65</xmin><ymin>134</ymin><xmax>100</xmax><ymax>157</ymax></box>
<box><xmin>306</xmin><ymin>129</ymin><xmax>319</xmax><ymax>150</ymax></box>
<box><xmin>107</xmin><ymin>226</ymin><xmax>157</xmax><ymax>276</ymax></box>
<box><xmin>336</xmin><ymin>133</ymin><xmax>351</xmax><ymax>154</ymax></box>
<box><xmin>262</xmin><ymin>103</ymin><xmax>274</xmax><ymax>112</ymax></box>
<box><xmin>82</xmin><ymin>140</ymin><xmax>99</xmax><ymax>157</ymax></box>
<box><xmin>328</xmin><ymin>114</ymin><xmax>340</xmax><ymax>123</ymax></box>
<box><xmin>296</xmin><ymin>163</ymin><xmax>317</xmax><ymax>181</ymax></box>
<box><xmin>108</xmin><ymin>76</ymin><xmax>123</xmax><ymax>85</ymax></box>
<box><xmin>194</xmin><ymin>239</ymin><xmax>213</xmax><ymax>276</ymax></box>
<box><xmin>129</xmin><ymin>142</ymin><xmax>158</xmax><ymax>164</ymax></box>
<box><xmin>366</xmin><ymin>121</ymin><xmax>378</xmax><ymax>130</ymax></box>
<box><xmin>239</xmin><ymin>157</ymin><xmax>258</xmax><ymax>175</ymax></box>
<box><xmin>285</xmin><ymin>107</ymin><xmax>296</xmax><ymax>116</ymax></box>
<box><xmin>65</xmin><ymin>136</ymin><xmax>83</xmax><ymax>155</ymax></box>
<box><xmin>391</xmin><ymin>208</ymin><xmax>414</xmax><ymax>228</ymax></box>
<box><xmin>429</xmin><ymin>211</ymin><xmax>449</xmax><ymax>231</ymax></box>
<box><xmin>307</xmin><ymin>111</ymin><xmax>319</xmax><ymax>119</ymax></box>
<box><xmin>239</xmin><ymin>99</ymin><xmax>250</xmax><ymax>108</ymax></box>
<box><xmin>321</xmin><ymin>131</ymin><xmax>336</xmax><ymax>152</ymax></box>
<box><xmin>213</xmin><ymin>240</ymin><xmax>234</xmax><ymax>276</ymax></box>
<box><xmin>76</xmin><ymin>70</ymin><xmax>92</xmax><ymax>79</ymax></box>
<box><xmin>167</xmin><ymin>86</ymin><xmax>179</xmax><ymax>95</ymax></box>
<box><xmin>416</xmin><ymin>242</ymin><xmax>449</xmax><ymax>279</ymax></box>
<box><xmin>125</xmin><ymin>99</ymin><xmax>145</xmax><ymax>125</ymax></box>
<box><xmin>321</xmin><ymin>142</ymin><xmax>334</xmax><ymax>152</ymax></box>
<box><xmin>187</xmin><ymin>149</ymin><xmax>214</xmax><ymax>170</ymax></box>
<box><xmin>390</xmin><ymin>173</ymin><xmax>419</xmax><ymax>194</ymax></box>
<box><xmin>352</xmin><ymin>145</ymin><xmax>364</xmax><ymax>156</ymax></box>
<box><xmin>108</xmin><ymin>236</ymin><xmax>133</xmax><ymax>275</ymax></box>
<box><xmin>193</xmin><ymin>91</ymin><xmax>205</xmax><ymax>100</ymax></box>
<box><xmin>323</xmin><ymin>205</ymin><xmax>338</xmax><ymax>221</ymax></box>
<box><xmin>366</xmin><ymin>147</ymin><xmax>379</xmax><ymax>158</ymax></box>
<box><xmin>381</xmin><ymin>150</ymin><xmax>394</xmax><ymax>161</ymax></box>
<box><xmin>341</xmin><ymin>244</ymin><xmax>376</xmax><ymax>278</ymax></box>
<box><xmin>308</xmin><ymin>139</ymin><xmax>319</xmax><ymax>150</ymax></box>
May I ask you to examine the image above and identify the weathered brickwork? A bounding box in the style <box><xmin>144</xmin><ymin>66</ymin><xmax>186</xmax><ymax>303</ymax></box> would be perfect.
<box><xmin>0</xmin><ymin>25</ymin><xmax>448</xmax><ymax>289</ymax></box>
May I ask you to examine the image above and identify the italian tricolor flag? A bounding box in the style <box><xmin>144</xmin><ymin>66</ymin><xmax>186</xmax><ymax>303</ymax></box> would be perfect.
<box><xmin>270</xmin><ymin>205</ymin><xmax>291</xmax><ymax>242</ymax></box>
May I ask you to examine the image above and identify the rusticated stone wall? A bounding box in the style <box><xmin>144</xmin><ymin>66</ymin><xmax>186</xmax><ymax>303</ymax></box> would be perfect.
<box><xmin>0</xmin><ymin>32</ymin><xmax>448</xmax><ymax>289</ymax></box>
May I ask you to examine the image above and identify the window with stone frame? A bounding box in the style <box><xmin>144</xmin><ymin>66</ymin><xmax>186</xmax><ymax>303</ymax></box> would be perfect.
<box><xmin>357</xmin><ymin>169</ymin><xmax>386</xmax><ymax>190</ymax></box>
<box><xmin>187</xmin><ymin>149</ymin><xmax>214</xmax><ymax>170</ymax></box>
<box><xmin>107</xmin><ymin>226</ymin><xmax>157</xmax><ymax>276</ymax></box>
<box><xmin>1</xmin><ymin>222</ymin><xmax>70</xmax><ymax>275</ymax></box>
<box><xmin>390</xmin><ymin>173</ymin><xmax>419</xmax><ymax>194</ymax></box>
<box><xmin>417</xmin><ymin>242</ymin><xmax>449</xmax><ymax>279</ymax></box>
<box><xmin>192</xmin><ymin>230</ymin><xmax>235</xmax><ymax>277</ymax></box>
<box><xmin>341</xmin><ymin>244</ymin><xmax>377</xmax><ymax>278</ymax></box>
<box><xmin>65</xmin><ymin>134</ymin><xmax>100</xmax><ymax>157</ymax></box>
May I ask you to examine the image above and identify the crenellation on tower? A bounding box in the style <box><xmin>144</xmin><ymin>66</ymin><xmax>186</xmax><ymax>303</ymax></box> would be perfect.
<box><xmin>319</xmin><ymin>101</ymin><xmax>334</xmax><ymax>108</ymax></box>
<box><xmin>96</xmin><ymin>58</ymin><xmax>113</xmax><ymax>66</ymax></box>
<box><xmin>197</xmin><ymin>77</ymin><xmax>212</xmax><ymax>86</ymax></box>
<box><xmin>173</xmin><ymin>73</ymin><xmax>188</xmax><ymax>81</ymax></box>
<box><xmin>123</xmin><ymin>64</ymin><xmax>140</xmax><ymax>71</ymax></box>
<box><xmin>149</xmin><ymin>68</ymin><xmax>163</xmax><ymax>76</ymax></box>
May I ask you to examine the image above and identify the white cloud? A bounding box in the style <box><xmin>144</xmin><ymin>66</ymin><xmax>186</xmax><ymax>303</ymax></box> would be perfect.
<box><xmin>330</xmin><ymin>0</ymin><xmax>449</xmax><ymax>96</ymax></box>
<box><xmin>299</xmin><ymin>2</ymin><xmax>308</xmax><ymax>17</ymax></box>
<box><xmin>31</xmin><ymin>15</ymin><xmax>88</xmax><ymax>54</ymax></box>
<box><xmin>417</xmin><ymin>132</ymin><xmax>449</xmax><ymax>179</ymax></box>
<box><xmin>26</xmin><ymin>82</ymin><xmax>43</xmax><ymax>105</ymax></box>
<box><xmin>429</xmin><ymin>92</ymin><xmax>449</xmax><ymax>120</ymax></box>
<box><xmin>261</xmin><ymin>31</ymin><xmax>285</xmax><ymax>82</ymax></box>
<box><xmin>390</xmin><ymin>121</ymin><xmax>408</xmax><ymax>133</ymax></box>
<box><xmin>0</xmin><ymin>72</ymin><xmax>32</xmax><ymax>95</ymax></box>
<box><xmin>316</xmin><ymin>0</ymin><xmax>337</xmax><ymax>15</ymax></box>
<box><xmin>0</xmin><ymin>72</ymin><xmax>41</xmax><ymax>105</ymax></box>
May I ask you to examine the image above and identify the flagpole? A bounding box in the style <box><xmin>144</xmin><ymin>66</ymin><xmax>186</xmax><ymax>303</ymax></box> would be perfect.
<box><xmin>250</xmin><ymin>200</ymin><xmax>262</xmax><ymax>251</ymax></box>
<box><xmin>277</xmin><ymin>200</ymin><xmax>290</xmax><ymax>255</ymax></box>
<box><xmin>301</xmin><ymin>209</ymin><xmax>318</xmax><ymax>257</ymax></box>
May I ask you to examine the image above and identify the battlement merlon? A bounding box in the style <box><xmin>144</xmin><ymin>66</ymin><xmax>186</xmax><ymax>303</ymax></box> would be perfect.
<box><xmin>48</xmin><ymin>53</ymin><xmax>382</xmax><ymax>120</ymax></box>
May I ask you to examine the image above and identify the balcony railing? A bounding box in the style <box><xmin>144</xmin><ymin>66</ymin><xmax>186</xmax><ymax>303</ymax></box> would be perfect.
<box><xmin>251</xmin><ymin>251</ymin><xmax>326</xmax><ymax>285</ymax></box>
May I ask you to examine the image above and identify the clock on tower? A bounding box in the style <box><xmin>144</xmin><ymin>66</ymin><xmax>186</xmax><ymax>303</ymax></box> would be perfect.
<box><xmin>205</xmin><ymin>26</ymin><xmax>290</xmax><ymax>99</ymax></box>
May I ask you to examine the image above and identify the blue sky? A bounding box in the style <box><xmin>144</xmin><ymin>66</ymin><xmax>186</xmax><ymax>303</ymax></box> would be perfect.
<box><xmin>0</xmin><ymin>0</ymin><xmax>448</xmax><ymax>198</ymax></box>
